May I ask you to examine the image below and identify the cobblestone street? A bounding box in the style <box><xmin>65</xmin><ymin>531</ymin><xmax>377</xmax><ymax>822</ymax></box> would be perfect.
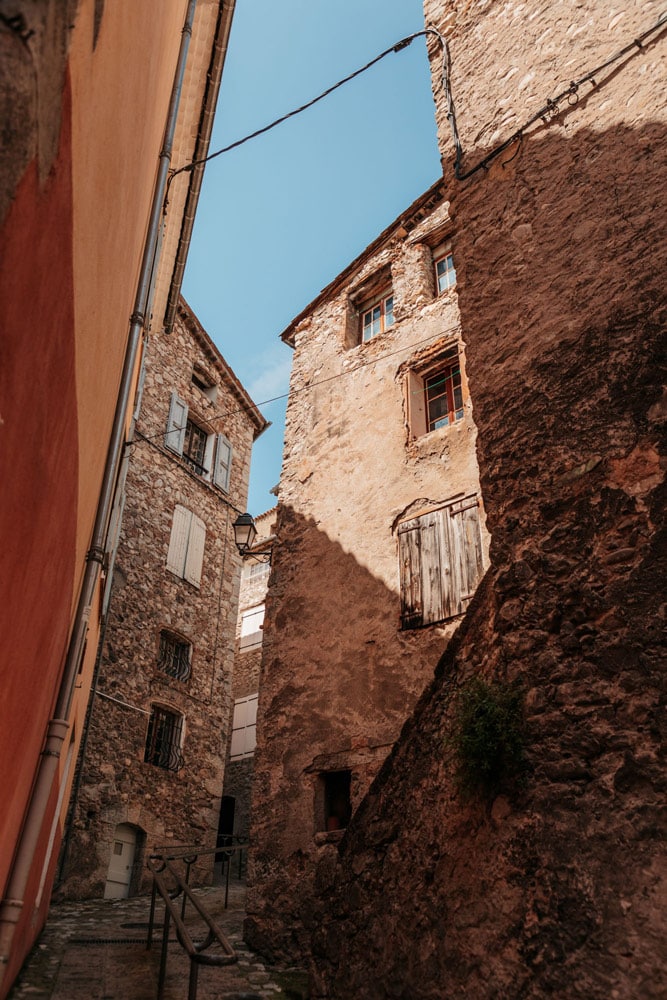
<box><xmin>8</xmin><ymin>879</ymin><xmax>308</xmax><ymax>1000</ymax></box>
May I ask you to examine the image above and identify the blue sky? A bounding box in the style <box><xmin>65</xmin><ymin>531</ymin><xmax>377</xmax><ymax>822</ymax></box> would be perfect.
<box><xmin>183</xmin><ymin>0</ymin><xmax>441</xmax><ymax>515</ymax></box>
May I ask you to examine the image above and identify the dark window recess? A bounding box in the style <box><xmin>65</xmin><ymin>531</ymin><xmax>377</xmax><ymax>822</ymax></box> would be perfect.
<box><xmin>182</xmin><ymin>419</ymin><xmax>208</xmax><ymax>476</ymax></box>
<box><xmin>192</xmin><ymin>370</ymin><xmax>210</xmax><ymax>392</ymax></box>
<box><xmin>157</xmin><ymin>631</ymin><xmax>191</xmax><ymax>682</ymax></box>
<box><xmin>144</xmin><ymin>707</ymin><xmax>184</xmax><ymax>771</ymax></box>
<box><xmin>323</xmin><ymin>770</ymin><xmax>352</xmax><ymax>831</ymax></box>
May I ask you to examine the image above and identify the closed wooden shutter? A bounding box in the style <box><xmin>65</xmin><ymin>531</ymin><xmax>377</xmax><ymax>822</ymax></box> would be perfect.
<box><xmin>213</xmin><ymin>433</ymin><xmax>233</xmax><ymax>491</ymax></box>
<box><xmin>184</xmin><ymin>512</ymin><xmax>206</xmax><ymax>588</ymax></box>
<box><xmin>447</xmin><ymin>496</ymin><xmax>484</xmax><ymax>615</ymax></box>
<box><xmin>167</xmin><ymin>505</ymin><xmax>191</xmax><ymax>577</ymax></box>
<box><xmin>165</xmin><ymin>392</ymin><xmax>188</xmax><ymax>454</ymax></box>
<box><xmin>398</xmin><ymin>519</ymin><xmax>425</xmax><ymax>628</ymax></box>
<box><xmin>398</xmin><ymin>495</ymin><xmax>483</xmax><ymax>628</ymax></box>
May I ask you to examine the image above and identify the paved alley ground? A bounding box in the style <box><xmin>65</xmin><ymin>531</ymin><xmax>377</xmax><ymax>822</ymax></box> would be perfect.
<box><xmin>8</xmin><ymin>878</ymin><xmax>308</xmax><ymax>1000</ymax></box>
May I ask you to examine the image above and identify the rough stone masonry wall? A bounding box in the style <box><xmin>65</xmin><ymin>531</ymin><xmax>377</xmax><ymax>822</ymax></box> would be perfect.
<box><xmin>310</xmin><ymin>2</ymin><xmax>666</xmax><ymax>998</ymax></box>
<box><xmin>62</xmin><ymin>304</ymin><xmax>255</xmax><ymax>899</ymax></box>
<box><xmin>246</xmin><ymin>193</ymin><xmax>489</xmax><ymax>961</ymax></box>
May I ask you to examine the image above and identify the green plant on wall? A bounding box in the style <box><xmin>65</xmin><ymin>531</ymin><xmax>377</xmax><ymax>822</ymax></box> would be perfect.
<box><xmin>447</xmin><ymin>677</ymin><xmax>528</xmax><ymax>799</ymax></box>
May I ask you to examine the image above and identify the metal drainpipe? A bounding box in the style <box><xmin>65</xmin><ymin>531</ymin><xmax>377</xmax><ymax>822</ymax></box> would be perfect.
<box><xmin>0</xmin><ymin>1</ymin><xmax>198</xmax><ymax>989</ymax></box>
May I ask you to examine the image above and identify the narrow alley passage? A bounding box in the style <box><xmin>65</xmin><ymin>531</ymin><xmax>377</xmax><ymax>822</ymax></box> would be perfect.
<box><xmin>8</xmin><ymin>879</ymin><xmax>308</xmax><ymax>1000</ymax></box>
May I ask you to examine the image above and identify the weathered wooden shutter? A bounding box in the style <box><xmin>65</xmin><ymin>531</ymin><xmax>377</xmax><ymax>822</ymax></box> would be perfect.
<box><xmin>398</xmin><ymin>519</ymin><xmax>425</xmax><ymax>628</ymax></box>
<box><xmin>446</xmin><ymin>496</ymin><xmax>484</xmax><ymax>616</ymax></box>
<box><xmin>167</xmin><ymin>505</ymin><xmax>191</xmax><ymax>577</ymax></box>
<box><xmin>398</xmin><ymin>496</ymin><xmax>484</xmax><ymax>628</ymax></box>
<box><xmin>184</xmin><ymin>512</ymin><xmax>206</xmax><ymax>588</ymax></box>
<box><xmin>405</xmin><ymin>369</ymin><xmax>426</xmax><ymax>437</ymax></box>
<box><xmin>165</xmin><ymin>392</ymin><xmax>187</xmax><ymax>454</ymax></box>
<box><xmin>213</xmin><ymin>434</ymin><xmax>233</xmax><ymax>491</ymax></box>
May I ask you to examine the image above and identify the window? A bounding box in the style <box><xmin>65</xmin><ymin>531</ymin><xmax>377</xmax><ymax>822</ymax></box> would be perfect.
<box><xmin>240</xmin><ymin>604</ymin><xmax>265</xmax><ymax>650</ymax></box>
<box><xmin>157</xmin><ymin>630</ymin><xmax>191</xmax><ymax>682</ymax></box>
<box><xmin>425</xmin><ymin>360</ymin><xmax>463</xmax><ymax>431</ymax></box>
<box><xmin>230</xmin><ymin>694</ymin><xmax>258</xmax><ymax>759</ymax></box>
<box><xmin>242</xmin><ymin>561</ymin><xmax>270</xmax><ymax>581</ymax></box>
<box><xmin>183</xmin><ymin>418</ymin><xmax>208</xmax><ymax>476</ymax></box>
<box><xmin>398</xmin><ymin>495</ymin><xmax>484</xmax><ymax>628</ymax></box>
<box><xmin>434</xmin><ymin>247</ymin><xmax>456</xmax><ymax>294</ymax></box>
<box><xmin>191</xmin><ymin>365</ymin><xmax>218</xmax><ymax>402</ymax></box>
<box><xmin>165</xmin><ymin>392</ymin><xmax>232</xmax><ymax>491</ymax></box>
<box><xmin>166</xmin><ymin>505</ymin><xmax>206</xmax><ymax>587</ymax></box>
<box><xmin>405</xmin><ymin>346</ymin><xmax>464</xmax><ymax>437</ymax></box>
<box><xmin>361</xmin><ymin>290</ymin><xmax>394</xmax><ymax>342</ymax></box>
<box><xmin>319</xmin><ymin>770</ymin><xmax>352</xmax><ymax>832</ymax></box>
<box><xmin>144</xmin><ymin>706</ymin><xmax>184</xmax><ymax>771</ymax></box>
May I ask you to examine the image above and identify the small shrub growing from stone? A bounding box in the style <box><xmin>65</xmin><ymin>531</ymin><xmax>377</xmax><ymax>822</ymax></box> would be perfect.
<box><xmin>447</xmin><ymin>677</ymin><xmax>528</xmax><ymax>799</ymax></box>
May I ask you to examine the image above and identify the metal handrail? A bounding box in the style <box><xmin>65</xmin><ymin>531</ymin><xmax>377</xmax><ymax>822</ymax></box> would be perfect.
<box><xmin>146</xmin><ymin>844</ymin><xmax>247</xmax><ymax>1000</ymax></box>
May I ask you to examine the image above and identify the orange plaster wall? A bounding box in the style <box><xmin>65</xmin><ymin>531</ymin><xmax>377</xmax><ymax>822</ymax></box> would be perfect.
<box><xmin>0</xmin><ymin>0</ymin><xmax>188</xmax><ymax>937</ymax></box>
<box><xmin>0</xmin><ymin>75</ymin><xmax>78</xmax><ymax>899</ymax></box>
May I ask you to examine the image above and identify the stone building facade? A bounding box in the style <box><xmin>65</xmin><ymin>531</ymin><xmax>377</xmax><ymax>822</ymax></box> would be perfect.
<box><xmin>60</xmin><ymin>298</ymin><xmax>266</xmax><ymax>900</ymax></box>
<box><xmin>221</xmin><ymin>509</ymin><xmax>277</xmax><ymax>845</ymax></box>
<box><xmin>308</xmin><ymin>2</ymin><xmax>667</xmax><ymax>998</ymax></box>
<box><xmin>245</xmin><ymin>181</ymin><xmax>490</xmax><ymax>960</ymax></box>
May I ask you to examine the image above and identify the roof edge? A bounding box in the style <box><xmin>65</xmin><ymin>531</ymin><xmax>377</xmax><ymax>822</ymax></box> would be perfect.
<box><xmin>280</xmin><ymin>176</ymin><xmax>448</xmax><ymax>347</ymax></box>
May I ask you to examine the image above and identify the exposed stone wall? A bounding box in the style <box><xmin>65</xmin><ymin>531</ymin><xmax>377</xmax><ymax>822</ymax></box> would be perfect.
<box><xmin>310</xmin><ymin>2</ymin><xmax>666</xmax><ymax>997</ymax></box>
<box><xmin>61</xmin><ymin>300</ymin><xmax>261</xmax><ymax>899</ymax></box>
<box><xmin>246</xmin><ymin>191</ymin><xmax>489</xmax><ymax>961</ymax></box>
<box><xmin>223</xmin><ymin>510</ymin><xmax>276</xmax><ymax>841</ymax></box>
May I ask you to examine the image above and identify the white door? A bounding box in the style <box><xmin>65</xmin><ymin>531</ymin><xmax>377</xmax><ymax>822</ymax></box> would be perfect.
<box><xmin>104</xmin><ymin>824</ymin><xmax>137</xmax><ymax>899</ymax></box>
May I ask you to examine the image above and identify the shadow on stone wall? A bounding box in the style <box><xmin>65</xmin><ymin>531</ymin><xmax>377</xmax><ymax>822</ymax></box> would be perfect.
<box><xmin>308</xmin><ymin>121</ymin><xmax>666</xmax><ymax>999</ymax></box>
<box><xmin>246</xmin><ymin>500</ymin><xmax>466</xmax><ymax>962</ymax></box>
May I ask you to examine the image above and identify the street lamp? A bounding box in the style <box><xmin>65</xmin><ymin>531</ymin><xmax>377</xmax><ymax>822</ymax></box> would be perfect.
<box><xmin>232</xmin><ymin>512</ymin><xmax>272</xmax><ymax>563</ymax></box>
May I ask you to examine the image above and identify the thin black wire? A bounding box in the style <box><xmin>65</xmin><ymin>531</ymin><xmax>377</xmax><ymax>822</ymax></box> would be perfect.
<box><xmin>129</xmin><ymin>323</ymin><xmax>462</xmax><ymax>449</ymax></box>
<box><xmin>165</xmin><ymin>28</ymin><xmax>443</xmax><ymax>200</ymax></box>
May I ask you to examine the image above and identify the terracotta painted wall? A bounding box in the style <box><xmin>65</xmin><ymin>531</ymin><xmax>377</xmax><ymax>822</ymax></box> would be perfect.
<box><xmin>0</xmin><ymin>0</ymin><xmax>195</xmax><ymax>991</ymax></box>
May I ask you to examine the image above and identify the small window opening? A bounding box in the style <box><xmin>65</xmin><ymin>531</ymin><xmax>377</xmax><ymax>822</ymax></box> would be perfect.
<box><xmin>322</xmin><ymin>770</ymin><xmax>352</xmax><ymax>831</ymax></box>
<box><xmin>144</xmin><ymin>706</ymin><xmax>184</xmax><ymax>771</ymax></box>
<box><xmin>157</xmin><ymin>630</ymin><xmax>191</xmax><ymax>682</ymax></box>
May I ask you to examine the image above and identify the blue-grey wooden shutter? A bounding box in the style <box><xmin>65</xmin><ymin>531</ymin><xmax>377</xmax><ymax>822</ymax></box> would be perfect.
<box><xmin>213</xmin><ymin>433</ymin><xmax>233</xmax><ymax>491</ymax></box>
<box><xmin>165</xmin><ymin>392</ymin><xmax>187</xmax><ymax>454</ymax></box>
<box><xmin>167</xmin><ymin>505</ymin><xmax>191</xmax><ymax>577</ymax></box>
<box><xmin>184</xmin><ymin>512</ymin><xmax>206</xmax><ymax>588</ymax></box>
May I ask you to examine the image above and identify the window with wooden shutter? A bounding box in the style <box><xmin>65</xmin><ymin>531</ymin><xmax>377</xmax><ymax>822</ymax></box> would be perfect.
<box><xmin>230</xmin><ymin>694</ymin><xmax>258</xmax><ymax>759</ymax></box>
<box><xmin>165</xmin><ymin>392</ymin><xmax>188</xmax><ymax>454</ymax></box>
<box><xmin>213</xmin><ymin>434</ymin><xmax>233</xmax><ymax>491</ymax></box>
<box><xmin>166</xmin><ymin>505</ymin><xmax>206</xmax><ymax>588</ymax></box>
<box><xmin>398</xmin><ymin>495</ymin><xmax>484</xmax><ymax>628</ymax></box>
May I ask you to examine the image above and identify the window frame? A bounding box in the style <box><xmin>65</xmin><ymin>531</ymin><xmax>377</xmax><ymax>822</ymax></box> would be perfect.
<box><xmin>433</xmin><ymin>245</ymin><xmax>457</xmax><ymax>295</ymax></box>
<box><xmin>360</xmin><ymin>289</ymin><xmax>394</xmax><ymax>342</ymax></box>
<box><xmin>165</xmin><ymin>391</ymin><xmax>233</xmax><ymax>491</ymax></box>
<box><xmin>157</xmin><ymin>629</ymin><xmax>192</xmax><ymax>682</ymax></box>
<box><xmin>144</xmin><ymin>705</ymin><xmax>185</xmax><ymax>771</ymax></box>
<box><xmin>239</xmin><ymin>603</ymin><xmax>265</xmax><ymax>650</ymax></box>
<box><xmin>230</xmin><ymin>694</ymin><xmax>258</xmax><ymax>760</ymax></box>
<box><xmin>405</xmin><ymin>345</ymin><xmax>465</xmax><ymax>438</ymax></box>
<box><xmin>166</xmin><ymin>505</ymin><xmax>206</xmax><ymax>588</ymax></box>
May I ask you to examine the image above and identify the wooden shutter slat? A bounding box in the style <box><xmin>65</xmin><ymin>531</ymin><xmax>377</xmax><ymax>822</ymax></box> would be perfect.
<box><xmin>184</xmin><ymin>513</ymin><xmax>206</xmax><ymax>588</ymax></box>
<box><xmin>165</xmin><ymin>392</ymin><xmax>188</xmax><ymax>454</ymax></box>
<box><xmin>398</xmin><ymin>524</ymin><xmax>423</xmax><ymax>628</ymax></box>
<box><xmin>213</xmin><ymin>433</ymin><xmax>233</xmax><ymax>491</ymax></box>
<box><xmin>167</xmin><ymin>505</ymin><xmax>191</xmax><ymax>577</ymax></box>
